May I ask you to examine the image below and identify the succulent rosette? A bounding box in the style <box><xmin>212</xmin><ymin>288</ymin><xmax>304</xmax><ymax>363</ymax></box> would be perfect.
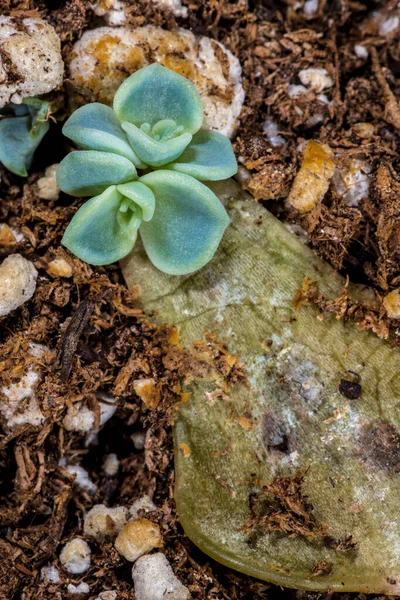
<box><xmin>57</xmin><ymin>63</ymin><xmax>237</xmax><ymax>274</ymax></box>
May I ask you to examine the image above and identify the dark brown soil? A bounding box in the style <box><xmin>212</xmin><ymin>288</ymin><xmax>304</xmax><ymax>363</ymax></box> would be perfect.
<box><xmin>1</xmin><ymin>0</ymin><xmax>400</xmax><ymax>598</ymax></box>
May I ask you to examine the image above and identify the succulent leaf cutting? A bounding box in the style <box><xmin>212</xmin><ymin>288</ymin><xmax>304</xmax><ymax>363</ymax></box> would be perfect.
<box><xmin>57</xmin><ymin>64</ymin><xmax>237</xmax><ymax>274</ymax></box>
<box><xmin>0</xmin><ymin>98</ymin><xmax>50</xmax><ymax>177</ymax></box>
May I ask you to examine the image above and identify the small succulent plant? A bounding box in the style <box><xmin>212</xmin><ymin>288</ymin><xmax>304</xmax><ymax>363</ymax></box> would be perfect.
<box><xmin>57</xmin><ymin>63</ymin><xmax>237</xmax><ymax>274</ymax></box>
<box><xmin>0</xmin><ymin>98</ymin><xmax>50</xmax><ymax>177</ymax></box>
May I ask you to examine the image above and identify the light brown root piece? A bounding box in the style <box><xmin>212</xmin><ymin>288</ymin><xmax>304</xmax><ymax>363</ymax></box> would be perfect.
<box><xmin>371</xmin><ymin>47</ymin><xmax>400</xmax><ymax>130</ymax></box>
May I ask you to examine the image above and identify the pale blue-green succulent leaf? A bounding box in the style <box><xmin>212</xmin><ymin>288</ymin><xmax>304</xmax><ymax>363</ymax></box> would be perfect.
<box><xmin>0</xmin><ymin>99</ymin><xmax>50</xmax><ymax>176</ymax></box>
<box><xmin>62</xmin><ymin>185</ymin><xmax>139</xmax><ymax>265</ymax></box>
<box><xmin>62</xmin><ymin>103</ymin><xmax>146</xmax><ymax>167</ymax></box>
<box><xmin>1</xmin><ymin>98</ymin><xmax>49</xmax><ymax>122</ymax></box>
<box><xmin>113</xmin><ymin>63</ymin><xmax>203</xmax><ymax>134</ymax></box>
<box><xmin>165</xmin><ymin>130</ymin><xmax>238</xmax><ymax>181</ymax></box>
<box><xmin>117</xmin><ymin>181</ymin><xmax>156</xmax><ymax>221</ymax></box>
<box><xmin>121</xmin><ymin>121</ymin><xmax>192</xmax><ymax>167</ymax></box>
<box><xmin>151</xmin><ymin>119</ymin><xmax>183</xmax><ymax>140</ymax></box>
<box><xmin>139</xmin><ymin>170</ymin><xmax>230</xmax><ymax>275</ymax></box>
<box><xmin>56</xmin><ymin>150</ymin><xmax>137</xmax><ymax>196</ymax></box>
<box><xmin>0</xmin><ymin>103</ymin><xmax>29</xmax><ymax>117</ymax></box>
<box><xmin>117</xmin><ymin>202</ymin><xmax>142</xmax><ymax>237</ymax></box>
<box><xmin>0</xmin><ymin>117</ymin><xmax>38</xmax><ymax>177</ymax></box>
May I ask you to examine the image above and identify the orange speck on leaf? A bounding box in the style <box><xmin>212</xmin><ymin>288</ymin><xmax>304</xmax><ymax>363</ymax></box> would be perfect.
<box><xmin>179</xmin><ymin>443</ymin><xmax>191</xmax><ymax>457</ymax></box>
<box><xmin>237</xmin><ymin>416</ymin><xmax>253</xmax><ymax>430</ymax></box>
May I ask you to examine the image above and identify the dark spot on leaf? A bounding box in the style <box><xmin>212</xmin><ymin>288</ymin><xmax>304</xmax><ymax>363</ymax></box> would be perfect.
<box><xmin>339</xmin><ymin>371</ymin><xmax>362</xmax><ymax>399</ymax></box>
<box><xmin>357</xmin><ymin>421</ymin><xmax>400</xmax><ymax>473</ymax></box>
<box><xmin>339</xmin><ymin>379</ymin><xmax>362</xmax><ymax>399</ymax></box>
<box><xmin>261</xmin><ymin>411</ymin><xmax>290</xmax><ymax>454</ymax></box>
<box><xmin>324</xmin><ymin>535</ymin><xmax>357</xmax><ymax>551</ymax></box>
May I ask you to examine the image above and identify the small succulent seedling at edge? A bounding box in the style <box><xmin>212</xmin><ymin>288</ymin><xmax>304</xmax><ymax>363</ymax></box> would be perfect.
<box><xmin>0</xmin><ymin>98</ymin><xmax>50</xmax><ymax>176</ymax></box>
<box><xmin>57</xmin><ymin>63</ymin><xmax>238</xmax><ymax>275</ymax></box>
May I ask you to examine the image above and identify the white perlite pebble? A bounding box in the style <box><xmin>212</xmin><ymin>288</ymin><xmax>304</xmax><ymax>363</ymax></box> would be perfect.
<box><xmin>92</xmin><ymin>0</ymin><xmax>127</xmax><ymax>26</ymax></box>
<box><xmin>235</xmin><ymin>165</ymin><xmax>251</xmax><ymax>184</ymax></box>
<box><xmin>28</xmin><ymin>342</ymin><xmax>48</xmax><ymax>358</ymax></box>
<box><xmin>68</xmin><ymin>25</ymin><xmax>244</xmax><ymax>138</ymax></box>
<box><xmin>317</xmin><ymin>93</ymin><xmax>330</xmax><ymax>105</ymax></box>
<box><xmin>37</xmin><ymin>164</ymin><xmax>60</xmax><ymax>201</ymax></box>
<box><xmin>41</xmin><ymin>565</ymin><xmax>60</xmax><ymax>584</ymax></box>
<box><xmin>63</xmin><ymin>394</ymin><xmax>117</xmax><ymax>432</ymax></box>
<box><xmin>66</xmin><ymin>465</ymin><xmax>97</xmax><ymax>494</ymax></box>
<box><xmin>60</xmin><ymin>538</ymin><xmax>91</xmax><ymax>574</ymax></box>
<box><xmin>151</xmin><ymin>0</ymin><xmax>188</xmax><ymax>17</ymax></box>
<box><xmin>84</xmin><ymin>504</ymin><xmax>127</xmax><ymax>541</ymax></box>
<box><xmin>95</xmin><ymin>592</ymin><xmax>117</xmax><ymax>600</ymax></box>
<box><xmin>93</xmin><ymin>0</ymin><xmax>188</xmax><ymax>22</ymax></box>
<box><xmin>68</xmin><ymin>583</ymin><xmax>90</xmax><ymax>594</ymax></box>
<box><xmin>97</xmin><ymin>391</ymin><xmax>118</xmax><ymax>425</ymax></box>
<box><xmin>128</xmin><ymin>496</ymin><xmax>157</xmax><ymax>520</ymax></box>
<box><xmin>63</xmin><ymin>403</ymin><xmax>95</xmax><ymax>432</ymax></box>
<box><xmin>287</xmin><ymin>84</ymin><xmax>307</xmax><ymax>98</ymax></box>
<box><xmin>332</xmin><ymin>157</ymin><xmax>371</xmax><ymax>207</ymax></box>
<box><xmin>298</xmin><ymin>68</ymin><xmax>333</xmax><ymax>93</ymax></box>
<box><xmin>303</xmin><ymin>0</ymin><xmax>318</xmax><ymax>15</ymax></box>
<box><xmin>132</xmin><ymin>553</ymin><xmax>190</xmax><ymax>600</ymax></box>
<box><xmin>103</xmin><ymin>453</ymin><xmax>119</xmax><ymax>476</ymax></box>
<box><xmin>0</xmin><ymin>17</ymin><xmax>63</xmax><ymax>108</ymax></box>
<box><xmin>131</xmin><ymin>431</ymin><xmax>146</xmax><ymax>450</ymax></box>
<box><xmin>354</xmin><ymin>44</ymin><xmax>368</xmax><ymax>59</ymax></box>
<box><xmin>379</xmin><ymin>14</ymin><xmax>399</xmax><ymax>36</ymax></box>
<box><xmin>0</xmin><ymin>342</ymin><xmax>49</xmax><ymax>431</ymax></box>
<box><xmin>262</xmin><ymin>118</ymin><xmax>285</xmax><ymax>147</ymax></box>
<box><xmin>306</xmin><ymin>113</ymin><xmax>324</xmax><ymax>128</ymax></box>
<box><xmin>1</xmin><ymin>369</ymin><xmax>45</xmax><ymax>430</ymax></box>
<box><xmin>11</xmin><ymin>228</ymin><xmax>25</xmax><ymax>243</ymax></box>
<box><xmin>0</xmin><ymin>254</ymin><xmax>38</xmax><ymax>317</ymax></box>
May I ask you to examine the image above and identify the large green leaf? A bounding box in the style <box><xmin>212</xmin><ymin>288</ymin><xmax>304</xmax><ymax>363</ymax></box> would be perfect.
<box><xmin>138</xmin><ymin>171</ymin><xmax>229</xmax><ymax>275</ymax></box>
<box><xmin>122</xmin><ymin>179</ymin><xmax>400</xmax><ymax>595</ymax></box>
<box><xmin>113</xmin><ymin>63</ymin><xmax>203</xmax><ymax>134</ymax></box>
